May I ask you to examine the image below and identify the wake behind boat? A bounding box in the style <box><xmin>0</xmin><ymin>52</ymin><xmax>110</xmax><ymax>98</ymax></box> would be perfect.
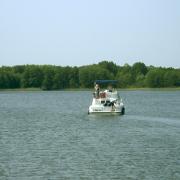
<box><xmin>88</xmin><ymin>80</ymin><xmax>125</xmax><ymax>115</ymax></box>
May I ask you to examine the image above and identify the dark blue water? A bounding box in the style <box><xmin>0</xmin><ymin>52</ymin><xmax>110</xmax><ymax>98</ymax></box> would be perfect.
<box><xmin>0</xmin><ymin>90</ymin><xmax>180</xmax><ymax>179</ymax></box>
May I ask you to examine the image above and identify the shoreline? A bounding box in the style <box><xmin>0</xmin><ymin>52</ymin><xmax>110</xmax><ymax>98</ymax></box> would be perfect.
<box><xmin>0</xmin><ymin>87</ymin><xmax>180</xmax><ymax>92</ymax></box>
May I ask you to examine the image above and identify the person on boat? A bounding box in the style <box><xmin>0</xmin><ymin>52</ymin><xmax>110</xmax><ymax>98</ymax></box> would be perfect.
<box><xmin>108</xmin><ymin>85</ymin><xmax>113</xmax><ymax>92</ymax></box>
<box><xmin>94</xmin><ymin>83</ymin><xmax>100</xmax><ymax>98</ymax></box>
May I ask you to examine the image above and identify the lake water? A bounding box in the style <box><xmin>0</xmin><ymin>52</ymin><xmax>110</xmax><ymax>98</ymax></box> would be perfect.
<box><xmin>0</xmin><ymin>90</ymin><xmax>180</xmax><ymax>179</ymax></box>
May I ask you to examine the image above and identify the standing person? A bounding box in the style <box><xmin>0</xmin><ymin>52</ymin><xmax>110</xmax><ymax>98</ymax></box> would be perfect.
<box><xmin>94</xmin><ymin>83</ymin><xmax>100</xmax><ymax>98</ymax></box>
<box><xmin>108</xmin><ymin>85</ymin><xmax>113</xmax><ymax>92</ymax></box>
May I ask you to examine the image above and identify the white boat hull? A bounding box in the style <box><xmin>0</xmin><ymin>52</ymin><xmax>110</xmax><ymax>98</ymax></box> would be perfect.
<box><xmin>88</xmin><ymin>88</ymin><xmax>125</xmax><ymax>115</ymax></box>
<box><xmin>88</xmin><ymin>104</ymin><xmax>125</xmax><ymax>115</ymax></box>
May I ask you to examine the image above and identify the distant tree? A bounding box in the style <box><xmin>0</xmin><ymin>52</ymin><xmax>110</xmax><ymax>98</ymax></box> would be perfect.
<box><xmin>119</xmin><ymin>63</ymin><xmax>132</xmax><ymax>74</ymax></box>
<box><xmin>13</xmin><ymin>65</ymin><xmax>26</xmax><ymax>74</ymax></box>
<box><xmin>41</xmin><ymin>67</ymin><xmax>55</xmax><ymax>90</ymax></box>
<box><xmin>135</xmin><ymin>74</ymin><xmax>146</xmax><ymax>87</ymax></box>
<box><xmin>0</xmin><ymin>72</ymin><xmax>6</xmax><ymax>88</ymax></box>
<box><xmin>7</xmin><ymin>73</ymin><xmax>20</xmax><ymax>88</ymax></box>
<box><xmin>145</xmin><ymin>69</ymin><xmax>165</xmax><ymax>87</ymax></box>
<box><xmin>53</xmin><ymin>68</ymin><xmax>65</xmax><ymax>89</ymax></box>
<box><xmin>98</xmin><ymin>61</ymin><xmax>118</xmax><ymax>76</ymax></box>
<box><xmin>21</xmin><ymin>66</ymin><xmax>43</xmax><ymax>87</ymax></box>
<box><xmin>0</xmin><ymin>61</ymin><xmax>180</xmax><ymax>90</ymax></box>
<box><xmin>116</xmin><ymin>71</ymin><xmax>134</xmax><ymax>87</ymax></box>
<box><xmin>0</xmin><ymin>71</ymin><xmax>20</xmax><ymax>89</ymax></box>
<box><xmin>175</xmin><ymin>70</ymin><xmax>180</xmax><ymax>86</ymax></box>
<box><xmin>116</xmin><ymin>64</ymin><xmax>134</xmax><ymax>87</ymax></box>
<box><xmin>132</xmin><ymin>62</ymin><xmax>148</xmax><ymax>76</ymax></box>
<box><xmin>163</xmin><ymin>71</ymin><xmax>178</xmax><ymax>87</ymax></box>
<box><xmin>79</xmin><ymin>67</ymin><xmax>91</xmax><ymax>87</ymax></box>
<box><xmin>69</xmin><ymin>67</ymin><xmax>79</xmax><ymax>88</ymax></box>
<box><xmin>79</xmin><ymin>65</ymin><xmax>111</xmax><ymax>88</ymax></box>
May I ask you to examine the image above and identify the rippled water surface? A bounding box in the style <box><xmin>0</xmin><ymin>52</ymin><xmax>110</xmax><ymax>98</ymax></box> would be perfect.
<box><xmin>0</xmin><ymin>90</ymin><xmax>180</xmax><ymax>179</ymax></box>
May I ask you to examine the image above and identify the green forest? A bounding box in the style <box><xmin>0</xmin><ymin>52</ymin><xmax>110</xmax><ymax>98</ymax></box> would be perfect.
<box><xmin>0</xmin><ymin>61</ymin><xmax>180</xmax><ymax>90</ymax></box>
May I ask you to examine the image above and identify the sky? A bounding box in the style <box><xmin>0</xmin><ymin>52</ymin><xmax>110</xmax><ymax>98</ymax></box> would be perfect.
<box><xmin>0</xmin><ymin>0</ymin><xmax>180</xmax><ymax>68</ymax></box>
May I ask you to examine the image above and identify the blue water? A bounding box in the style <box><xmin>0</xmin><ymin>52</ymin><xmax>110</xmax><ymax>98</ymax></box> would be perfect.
<box><xmin>0</xmin><ymin>90</ymin><xmax>180</xmax><ymax>179</ymax></box>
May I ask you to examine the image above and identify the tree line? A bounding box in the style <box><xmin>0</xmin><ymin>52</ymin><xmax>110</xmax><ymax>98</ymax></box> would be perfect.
<box><xmin>0</xmin><ymin>61</ymin><xmax>180</xmax><ymax>90</ymax></box>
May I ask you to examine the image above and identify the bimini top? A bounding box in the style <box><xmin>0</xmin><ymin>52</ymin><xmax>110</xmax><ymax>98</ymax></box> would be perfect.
<box><xmin>95</xmin><ymin>80</ymin><xmax>118</xmax><ymax>84</ymax></box>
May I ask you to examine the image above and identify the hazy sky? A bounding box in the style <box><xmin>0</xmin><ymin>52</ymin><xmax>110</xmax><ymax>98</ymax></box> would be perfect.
<box><xmin>0</xmin><ymin>0</ymin><xmax>180</xmax><ymax>67</ymax></box>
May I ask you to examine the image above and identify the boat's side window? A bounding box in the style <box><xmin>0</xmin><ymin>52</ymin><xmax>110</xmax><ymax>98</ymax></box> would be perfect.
<box><xmin>101</xmin><ymin>101</ymin><xmax>105</xmax><ymax>104</ymax></box>
<box><xmin>104</xmin><ymin>100</ymin><xmax>111</xmax><ymax>106</ymax></box>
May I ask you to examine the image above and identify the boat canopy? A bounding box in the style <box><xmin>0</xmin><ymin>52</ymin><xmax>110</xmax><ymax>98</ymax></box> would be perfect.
<box><xmin>95</xmin><ymin>80</ymin><xmax>118</xmax><ymax>85</ymax></box>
